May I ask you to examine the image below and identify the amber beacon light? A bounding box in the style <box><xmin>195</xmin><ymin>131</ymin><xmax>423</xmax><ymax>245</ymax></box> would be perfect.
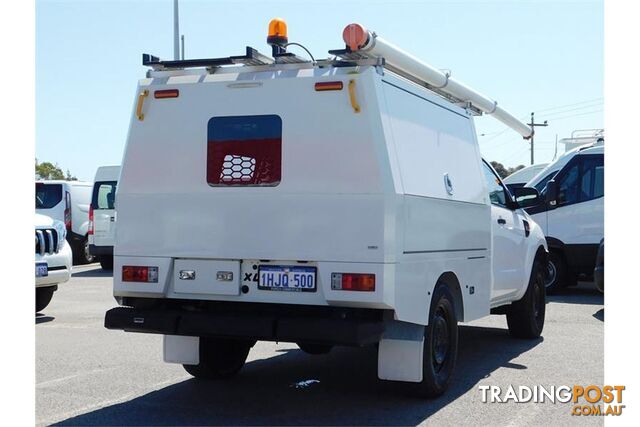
<box><xmin>267</xmin><ymin>18</ymin><xmax>288</xmax><ymax>47</ymax></box>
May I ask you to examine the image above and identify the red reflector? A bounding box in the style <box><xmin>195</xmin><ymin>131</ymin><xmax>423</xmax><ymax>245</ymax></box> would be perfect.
<box><xmin>122</xmin><ymin>266</ymin><xmax>159</xmax><ymax>283</ymax></box>
<box><xmin>331</xmin><ymin>273</ymin><xmax>375</xmax><ymax>291</ymax></box>
<box><xmin>315</xmin><ymin>81</ymin><xmax>344</xmax><ymax>91</ymax></box>
<box><xmin>154</xmin><ymin>89</ymin><xmax>179</xmax><ymax>99</ymax></box>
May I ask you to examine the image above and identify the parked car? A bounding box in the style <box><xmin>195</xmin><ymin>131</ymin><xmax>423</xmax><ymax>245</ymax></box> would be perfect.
<box><xmin>594</xmin><ymin>239</ymin><xmax>604</xmax><ymax>293</ymax></box>
<box><xmin>89</xmin><ymin>166</ymin><xmax>120</xmax><ymax>270</ymax></box>
<box><xmin>526</xmin><ymin>141</ymin><xmax>604</xmax><ymax>292</ymax></box>
<box><xmin>36</xmin><ymin>213</ymin><xmax>72</xmax><ymax>312</ymax></box>
<box><xmin>503</xmin><ymin>163</ymin><xmax>548</xmax><ymax>193</ymax></box>
<box><xmin>105</xmin><ymin>22</ymin><xmax>548</xmax><ymax>397</ymax></box>
<box><xmin>36</xmin><ymin>180</ymin><xmax>94</xmax><ymax>264</ymax></box>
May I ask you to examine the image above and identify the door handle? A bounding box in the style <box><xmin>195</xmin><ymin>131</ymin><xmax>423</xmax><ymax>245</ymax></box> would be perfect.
<box><xmin>497</xmin><ymin>218</ymin><xmax>506</xmax><ymax>225</ymax></box>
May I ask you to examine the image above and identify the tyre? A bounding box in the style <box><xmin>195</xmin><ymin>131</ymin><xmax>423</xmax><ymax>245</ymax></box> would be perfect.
<box><xmin>297</xmin><ymin>342</ymin><xmax>333</xmax><ymax>355</ymax></box>
<box><xmin>36</xmin><ymin>287</ymin><xmax>55</xmax><ymax>313</ymax></box>
<box><xmin>183</xmin><ymin>337</ymin><xmax>252</xmax><ymax>380</ymax></box>
<box><xmin>507</xmin><ymin>260</ymin><xmax>546</xmax><ymax>339</ymax></box>
<box><xmin>414</xmin><ymin>284</ymin><xmax>458</xmax><ymax>398</ymax></box>
<box><xmin>544</xmin><ymin>251</ymin><xmax>566</xmax><ymax>294</ymax></box>
<box><xmin>74</xmin><ymin>236</ymin><xmax>95</xmax><ymax>265</ymax></box>
<box><xmin>99</xmin><ymin>256</ymin><xmax>114</xmax><ymax>270</ymax></box>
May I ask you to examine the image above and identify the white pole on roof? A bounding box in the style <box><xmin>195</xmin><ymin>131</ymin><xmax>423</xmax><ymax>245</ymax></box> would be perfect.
<box><xmin>342</xmin><ymin>24</ymin><xmax>534</xmax><ymax>139</ymax></box>
<box><xmin>173</xmin><ymin>0</ymin><xmax>180</xmax><ymax>60</ymax></box>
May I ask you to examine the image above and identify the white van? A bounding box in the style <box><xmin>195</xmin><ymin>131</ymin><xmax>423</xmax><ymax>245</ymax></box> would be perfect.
<box><xmin>35</xmin><ymin>180</ymin><xmax>94</xmax><ymax>264</ymax></box>
<box><xmin>89</xmin><ymin>166</ymin><xmax>120</xmax><ymax>270</ymax></box>
<box><xmin>525</xmin><ymin>142</ymin><xmax>604</xmax><ymax>292</ymax></box>
<box><xmin>503</xmin><ymin>163</ymin><xmax>548</xmax><ymax>193</ymax></box>
<box><xmin>105</xmin><ymin>22</ymin><xmax>548</xmax><ymax>397</ymax></box>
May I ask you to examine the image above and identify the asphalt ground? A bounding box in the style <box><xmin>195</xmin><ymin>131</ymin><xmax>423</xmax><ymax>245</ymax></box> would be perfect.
<box><xmin>36</xmin><ymin>264</ymin><xmax>604</xmax><ymax>426</ymax></box>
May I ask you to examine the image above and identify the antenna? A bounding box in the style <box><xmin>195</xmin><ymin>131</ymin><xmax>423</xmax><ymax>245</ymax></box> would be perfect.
<box><xmin>173</xmin><ymin>0</ymin><xmax>180</xmax><ymax>60</ymax></box>
<box><xmin>181</xmin><ymin>34</ymin><xmax>185</xmax><ymax>60</ymax></box>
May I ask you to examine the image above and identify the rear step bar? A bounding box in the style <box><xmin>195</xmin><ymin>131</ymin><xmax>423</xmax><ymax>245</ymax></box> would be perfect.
<box><xmin>105</xmin><ymin>306</ymin><xmax>385</xmax><ymax>346</ymax></box>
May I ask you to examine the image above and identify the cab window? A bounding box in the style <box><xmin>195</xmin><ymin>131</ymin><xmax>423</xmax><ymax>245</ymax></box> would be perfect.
<box><xmin>579</xmin><ymin>155</ymin><xmax>604</xmax><ymax>201</ymax></box>
<box><xmin>534</xmin><ymin>171</ymin><xmax>558</xmax><ymax>193</ymax></box>
<box><xmin>557</xmin><ymin>163</ymin><xmax>579</xmax><ymax>206</ymax></box>
<box><xmin>482</xmin><ymin>162</ymin><xmax>508</xmax><ymax>208</ymax></box>
<box><xmin>556</xmin><ymin>154</ymin><xmax>603</xmax><ymax>206</ymax></box>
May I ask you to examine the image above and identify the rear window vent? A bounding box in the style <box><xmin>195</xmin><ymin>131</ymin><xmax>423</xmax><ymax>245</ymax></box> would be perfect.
<box><xmin>207</xmin><ymin>115</ymin><xmax>282</xmax><ymax>187</ymax></box>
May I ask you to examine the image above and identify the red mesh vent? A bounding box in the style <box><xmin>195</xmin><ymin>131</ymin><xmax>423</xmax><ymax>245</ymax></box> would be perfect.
<box><xmin>207</xmin><ymin>139</ymin><xmax>281</xmax><ymax>186</ymax></box>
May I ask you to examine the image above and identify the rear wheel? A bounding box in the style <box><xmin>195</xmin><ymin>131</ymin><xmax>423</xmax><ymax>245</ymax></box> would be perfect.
<box><xmin>99</xmin><ymin>256</ymin><xmax>114</xmax><ymax>270</ymax></box>
<box><xmin>36</xmin><ymin>287</ymin><xmax>55</xmax><ymax>313</ymax></box>
<box><xmin>414</xmin><ymin>284</ymin><xmax>458</xmax><ymax>398</ymax></box>
<box><xmin>297</xmin><ymin>343</ymin><xmax>333</xmax><ymax>355</ymax></box>
<box><xmin>183</xmin><ymin>338</ymin><xmax>252</xmax><ymax>380</ymax></box>
<box><xmin>544</xmin><ymin>251</ymin><xmax>566</xmax><ymax>294</ymax></box>
<box><xmin>507</xmin><ymin>260</ymin><xmax>546</xmax><ymax>339</ymax></box>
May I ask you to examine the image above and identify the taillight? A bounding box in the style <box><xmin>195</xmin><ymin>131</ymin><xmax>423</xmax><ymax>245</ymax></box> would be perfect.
<box><xmin>64</xmin><ymin>191</ymin><xmax>71</xmax><ymax>231</ymax></box>
<box><xmin>122</xmin><ymin>266</ymin><xmax>159</xmax><ymax>283</ymax></box>
<box><xmin>331</xmin><ymin>273</ymin><xmax>375</xmax><ymax>291</ymax></box>
<box><xmin>88</xmin><ymin>205</ymin><xmax>94</xmax><ymax>235</ymax></box>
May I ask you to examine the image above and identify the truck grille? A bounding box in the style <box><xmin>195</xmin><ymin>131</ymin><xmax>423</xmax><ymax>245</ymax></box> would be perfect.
<box><xmin>35</xmin><ymin>229</ymin><xmax>59</xmax><ymax>255</ymax></box>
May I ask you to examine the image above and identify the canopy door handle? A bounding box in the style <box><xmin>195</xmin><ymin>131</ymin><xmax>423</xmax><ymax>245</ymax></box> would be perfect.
<box><xmin>136</xmin><ymin>89</ymin><xmax>149</xmax><ymax>121</ymax></box>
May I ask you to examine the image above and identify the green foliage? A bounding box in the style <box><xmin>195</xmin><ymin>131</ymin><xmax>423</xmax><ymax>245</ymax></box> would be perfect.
<box><xmin>490</xmin><ymin>161</ymin><xmax>525</xmax><ymax>179</ymax></box>
<box><xmin>35</xmin><ymin>159</ymin><xmax>77</xmax><ymax>181</ymax></box>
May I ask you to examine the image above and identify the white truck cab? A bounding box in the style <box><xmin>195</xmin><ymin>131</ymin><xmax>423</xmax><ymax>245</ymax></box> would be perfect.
<box><xmin>35</xmin><ymin>213</ymin><xmax>72</xmax><ymax>312</ymax></box>
<box><xmin>89</xmin><ymin>166</ymin><xmax>121</xmax><ymax>270</ymax></box>
<box><xmin>105</xmin><ymin>21</ymin><xmax>548</xmax><ymax>397</ymax></box>
<box><xmin>526</xmin><ymin>140</ymin><xmax>604</xmax><ymax>292</ymax></box>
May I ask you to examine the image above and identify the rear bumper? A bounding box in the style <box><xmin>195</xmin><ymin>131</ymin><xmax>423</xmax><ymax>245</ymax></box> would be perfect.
<box><xmin>89</xmin><ymin>244</ymin><xmax>113</xmax><ymax>256</ymax></box>
<box><xmin>105</xmin><ymin>302</ymin><xmax>386</xmax><ymax>346</ymax></box>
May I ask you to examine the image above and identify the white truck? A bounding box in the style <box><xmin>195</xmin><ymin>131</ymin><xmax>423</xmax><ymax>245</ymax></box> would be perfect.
<box><xmin>36</xmin><ymin>180</ymin><xmax>94</xmax><ymax>264</ymax></box>
<box><xmin>36</xmin><ymin>213</ymin><xmax>72</xmax><ymax>312</ymax></box>
<box><xmin>89</xmin><ymin>165</ymin><xmax>121</xmax><ymax>270</ymax></box>
<box><xmin>105</xmin><ymin>21</ymin><xmax>548</xmax><ymax>397</ymax></box>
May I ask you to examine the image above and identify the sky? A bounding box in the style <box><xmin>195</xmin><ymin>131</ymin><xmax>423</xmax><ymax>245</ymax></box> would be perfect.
<box><xmin>36</xmin><ymin>0</ymin><xmax>603</xmax><ymax>181</ymax></box>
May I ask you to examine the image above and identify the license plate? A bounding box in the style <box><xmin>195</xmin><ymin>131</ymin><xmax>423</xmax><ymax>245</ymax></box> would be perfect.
<box><xmin>36</xmin><ymin>262</ymin><xmax>48</xmax><ymax>278</ymax></box>
<box><xmin>258</xmin><ymin>266</ymin><xmax>316</xmax><ymax>292</ymax></box>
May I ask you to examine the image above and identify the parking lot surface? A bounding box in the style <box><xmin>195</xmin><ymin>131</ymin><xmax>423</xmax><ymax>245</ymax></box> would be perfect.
<box><xmin>36</xmin><ymin>264</ymin><xmax>604</xmax><ymax>426</ymax></box>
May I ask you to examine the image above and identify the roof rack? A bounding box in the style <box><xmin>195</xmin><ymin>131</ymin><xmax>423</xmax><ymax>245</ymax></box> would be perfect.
<box><xmin>142</xmin><ymin>46</ymin><xmax>274</xmax><ymax>71</ymax></box>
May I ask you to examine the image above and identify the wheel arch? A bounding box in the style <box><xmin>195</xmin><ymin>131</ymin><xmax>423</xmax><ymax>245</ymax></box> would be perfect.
<box><xmin>435</xmin><ymin>272</ymin><xmax>464</xmax><ymax>322</ymax></box>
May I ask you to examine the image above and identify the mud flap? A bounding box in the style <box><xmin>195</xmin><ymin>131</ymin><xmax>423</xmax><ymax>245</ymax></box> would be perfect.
<box><xmin>377</xmin><ymin>320</ymin><xmax>425</xmax><ymax>382</ymax></box>
<box><xmin>163</xmin><ymin>335</ymin><xmax>199</xmax><ymax>364</ymax></box>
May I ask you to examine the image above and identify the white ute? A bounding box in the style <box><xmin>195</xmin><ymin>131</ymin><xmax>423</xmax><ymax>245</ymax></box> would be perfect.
<box><xmin>105</xmin><ymin>21</ymin><xmax>548</xmax><ymax>397</ymax></box>
<box><xmin>36</xmin><ymin>213</ymin><xmax>72</xmax><ymax>312</ymax></box>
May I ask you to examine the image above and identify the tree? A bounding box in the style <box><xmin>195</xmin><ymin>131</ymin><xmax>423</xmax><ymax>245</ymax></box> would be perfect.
<box><xmin>490</xmin><ymin>161</ymin><xmax>526</xmax><ymax>179</ymax></box>
<box><xmin>35</xmin><ymin>159</ymin><xmax>77</xmax><ymax>180</ymax></box>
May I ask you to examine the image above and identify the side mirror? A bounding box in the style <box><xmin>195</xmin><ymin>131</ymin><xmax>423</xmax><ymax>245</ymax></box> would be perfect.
<box><xmin>513</xmin><ymin>187</ymin><xmax>541</xmax><ymax>209</ymax></box>
<box><xmin>545</xmin><ymin>179</ymin><xmax>558</xmax><ymax>210</ymax></box>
